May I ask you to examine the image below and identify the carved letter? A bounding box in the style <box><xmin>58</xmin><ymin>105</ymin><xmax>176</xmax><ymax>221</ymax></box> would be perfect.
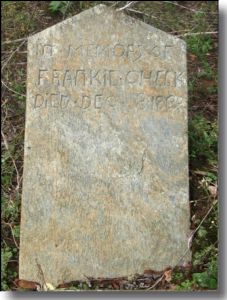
<box><xmin>52</xmin><ymin>70</ymin><xmax>61</xmax><ymax>86</ymax></box>
<box><xmin>156</xmin><ymin>96</ymin><xmax>166</xmax><ymax>111</ymax></box>
<box><xmin>50</xmin><ymin>94</ymin><xmax>60</xmax><ymax>108</ymax></box>
<box><xmin>90</xmin><ymin>70</ymin><xmax>103</xmax><ymax>86</ymax></box>
<box><xmin>155</xmin><ymin>70</ymin><xmax>166</xmax><ymax>86</ymax></box>
<box><xmin>109</xmin><ymin>70</ymin><xmax>121</xmax><ymax>86</ymax></box>
<box><xmin>113</xmin><ymin>44</ymin><xmax>125</xmax><ymax>57</ymax></box>
<box><xmin>164</xmin><ymin>44</ymin><xmax>174</xmax><ymax>59</ymax></box>
<box><xmin>126</xmin><ymin>71</ymin><xmax>141</xmax><ymax>85</ymax></box>
<box><xmin>141</xmin><ymin>70</ymin><xmax>155</xmax><ymax>86</ymax></box>
<box><xmin>176</xmin><ymin>72</ymin><xmax>186</xmax><ymax>87</ymax></box>
<box><xmin>38</xmin><ymin>69</ymin><xmax>48</xmax><ymax>86</ymax></box>
<box><xmin>127</xmin><ymin>44</ymin><xmax>142</xmax><ymax>62</ymax></box>
<box><xmin>63</xmin><ymin>70</ymin><xmax>73</xmax><ymax>88</ymax></box>
<box><xmin>95</xmin><ymin>95</ymin><xmax>102</xmax><ymax>109</ymax></box>
<box><xmin>79</xmin><ymin>95</ymin><xmax>91</xmax><ymax>109</ymax></box>
<box><xmin>166</xmin><ymin>71</ymin><xmax>176</xmax><ymax>87</ymax></box>
<box><xmin>87</xmin><ymin>44</ymin><xmax>97</xmax><ymax>57</ymax></box>
<box><xmin>34</xmin><ymin>94</ymin><xmax>45</xmax><ymax>108</ymax></box>
<box><xmin>67</xmin><ymin>45</ymin><xmax>83</xmax><ymax>57</ymax></box>
<box><xmin>75</xmin><ymin>70</ymin><xmax>86</xmax><ymax>87</ymax></box>
<box><xmin>97</xmin><ymin>45</ymin><xmax>110</xmax><ymax>57</ymax></box>
<box><xmin>60</xmin><ymin>94</ymin><xmax>70</xmax><ymax>109</ymax></box>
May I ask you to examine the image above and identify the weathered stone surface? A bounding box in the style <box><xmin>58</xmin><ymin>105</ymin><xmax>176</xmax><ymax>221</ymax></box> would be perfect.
<box><xmin>19</xmin><ymin>4</ymin><xmax>190</xmax><ymax>286</ymax></box>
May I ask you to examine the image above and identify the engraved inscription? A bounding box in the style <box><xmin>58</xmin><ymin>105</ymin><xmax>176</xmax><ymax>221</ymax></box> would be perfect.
<box><xmin>36</xmin><ymin>68</ymin><xmax>186</xmax><ymax>88</ymax></box>
<box><xmin>33</xmin><ymin>92</ymin><xmax>185</xmax><ymax>116</ymax></box>
<box><xmin>33</xmin><ymin>93</ymin><xmax>70</xmax><ymax>109</ymax></box>
<box><xmin>35</xmin><ymin>42</ymin><xmax>177</xmax><ymax>61</ymax></box>
<box><xmin>36</xmin><ymin>44</ymin><xmax>54</xmax><ymax>56</ymax></box>
<box><xmin>33</xmin><ymin>38</ymin><xmax>186</xmax><ymax>117</ymax></box>
<box><xmin>67</xmin><ymin>43</ymin><xmax>143</xmax><ymax>62</ymax></box>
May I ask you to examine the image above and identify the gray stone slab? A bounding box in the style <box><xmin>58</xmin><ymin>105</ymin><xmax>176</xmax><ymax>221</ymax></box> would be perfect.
<box><xmin>19</xmin><ymin>4</ymin><xmax>190</xmax><ymax>286</ymax></box>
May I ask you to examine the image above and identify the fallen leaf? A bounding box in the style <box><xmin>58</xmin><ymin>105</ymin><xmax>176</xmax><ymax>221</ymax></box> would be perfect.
<box><xmin>144</xmin><ymin>269</ymin><xmax>153</xmax><ymax>275</ymax></box>
<box><xmin>57</xmin><ymin>280</ymin><xmax>81</xmax><ymax>289</ymax></box>
<box><xmin>187</xmin><ymin>232</ymin><xmax>194</xmax><ymax>249</ymax></box>
<box><xmin>57</xmin><ymin>283</ymin><xmax>70</xmax><ymax>288</ymax></box>
<box><xmin>43</xmin><ymin>282</ymin><xmax>55</xmax><ymax>291</ymax></box>
<box><xmin>14</xmin><ymin>279</ymin><xmax>40</xmax><ymax>291</ymax></box>
<box><xmin>111</xmin><ymin>280</ymin><xmax>120</xmax><ymax>289</ymax></box>
<box><xmin>169</xmin><ymin>283</ymin><xmax>178</xmax><ymax>290</ymax></box>
<box><xmin>193</xmin><ymin>170</ymin><xmax>208</xmax><ymax>176</ymax></box>
<box><xmin>144</xmin><ymin>269</ymin><xmax>162</xmax><ymax>276</ymax></box>
<box><xmin>208</xmin><ymin>185</ymin><xmax>217</xmax><ymax>197</ymax></box>
<box><xmin>189</xmin><ymin>53</ymin><xmax>197</xmax><ymax>61</ymax></box>
<box><xmin>127</xmin><ymin>274</ymin><xmax>136</xmax><ymax>281</ymax></box>
<box><xmin>164</xmin><ymin>269</ymin><xmax>172</xmax><ymax>282</ymax></box>
<box><xmin>182</xmin><ymin>261</ymin><xmax>193</xmax><ymax>270</ymax></box>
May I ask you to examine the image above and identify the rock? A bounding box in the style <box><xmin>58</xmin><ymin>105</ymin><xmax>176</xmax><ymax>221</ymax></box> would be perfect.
<box><xmin>19</xmin><ymin>4</ymin><xmax>190</xmax><ymax>287</ymax></box>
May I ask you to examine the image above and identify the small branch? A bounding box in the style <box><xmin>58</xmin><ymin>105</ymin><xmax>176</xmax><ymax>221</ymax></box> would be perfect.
<box><xmin>2</xmin><ymin>37</ymin><xmax>27</xmax><ymax>45</ymax></box>
<box><xmin>62</xmin><ymin>1</ymin><xmax>71</xmax><ymax>20</ymax></box>
<box><xmin>126</xmin><ymin>7</ymin><xmax>148</xmax><ymax>16</ymax></box>
<box><xmin>146</xmin><ymin>274</ymin><xmax>165</xmax><ymax>290</ymax></box>
<box><xmin>115</xmin><ymin>4</ymin><xmax>158</xmax><ymax>20</ymax></box>
<box><xmin>125</xmin><ymin>8</ymin><xmax>156</xmax><ymax>19</ymax></box>
<box><xmin>2</xmin><ymin>51</ymin><xmax>27</xmax><ymax>54</ymax></box>
<box><xmin>1</xmin><ymin>130</ymin><xmax>21</xmax><ymax>191</ymax></box>
<box><xmin>163</xmin><ymin>1</ymin><xmax>204</xmax><ymax>13</ymax></box>
<box><xmin>191</xmin><ymin>200</ymin><xmax>217</xmax><ymax>238</ymax></box>
<box><xmin>109</xmin><ymin>1</ymin><xmax>120</xmax><ymax>8</ymax></box>
<box><xmin>2</xmin><ymin>221</ymin><xmax>19</xmax><ymax>249</ymax></box>
<box><xmin>138</xmin><ymin>148</ymin><xmax>147</xmax><ymax>175</ymax></box>
<box><xmin>15</xmin><ymin>62</ymin><xmax>27</xmax><ymax>65</ymax></box>
<box><xmin>175</xmin><ymin>200</ymin><xmax>218</xmax><ymax>266</ymax></box>
<box><xmin>36</xmin><ymin>259</ymin><xmax>47</xmax><ymax>290</ymax></box>
<box><xmin>190</xmin><ymin>196</ymin><xmax>209</xmax><ymax>203</ymax></box>
<box><xmin>1</xmin><ymin>80</ymin><xmax>26</xmax><ymax>98</ymax></box>
<box><xmin>1</xmin><ymin>40</ymin><xmax>26</xmax><ymax>72</ymax></box>
<box><xmin>179</xmin><ymin>31</ymin><xmax>218</xmax><ymax>37</ymax></box>
<box><xmin>117</xmin><ymin>1</ymin><xmax>138</xmax><ymax>11</ymax></box>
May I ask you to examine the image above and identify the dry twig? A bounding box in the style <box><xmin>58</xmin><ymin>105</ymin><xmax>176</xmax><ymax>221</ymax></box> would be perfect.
<box><xmin>146</xmin><ymin>274</ymin><xmax>165</xmax><ymax>290</ymax></box>
<box><xmin>1</xmin><ymin>130</ymin><xmax>22</xmax><ymax>191</ymax></box>
<box><xmin>1</xmin><ymin>221</ymin><xmax>19</xmax><ymax>249</ymax></box>
<box><xmin>1</xmin><ymin>80</ymin><xmax>26</xmax><ymax>98</ymax></box>
<box><xmin>179</xmin><ymin>31</ymin><xmax>218</xmax><ymax>37</ymax></box>
<box><xmin>2</xmin><ymin>37</ymin><xmax>28</xmax><ymax>45</ymax></box>
<box><xmin>36</xmin><ymin>259</ymin><xmax>47</xmax><ymax>290</ymax></box>
<box><xmin>163</xmin><ymin>1</ymin><xmax>205</xmax><ymax>14</ymax></box>
<box><xmin>117</xmin><ymin>1</ymin><xmax>139</xmax><ymax>11</ymax></box>
<box><xmin>1</xmin><ymin>40</ymin><xmax>26</xmax><ymax>72</ymax></box>
<box><xmin>175</xmin><ymin>200</ymin><xmax>218</xmax><ymax>266</ymax></box>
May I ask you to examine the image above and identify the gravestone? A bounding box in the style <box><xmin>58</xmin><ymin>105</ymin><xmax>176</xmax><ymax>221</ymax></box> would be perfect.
<box><xmin>19</xmin><ymin>4</ymin><xmax>190</xmax><ymax>286</ymax></box>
